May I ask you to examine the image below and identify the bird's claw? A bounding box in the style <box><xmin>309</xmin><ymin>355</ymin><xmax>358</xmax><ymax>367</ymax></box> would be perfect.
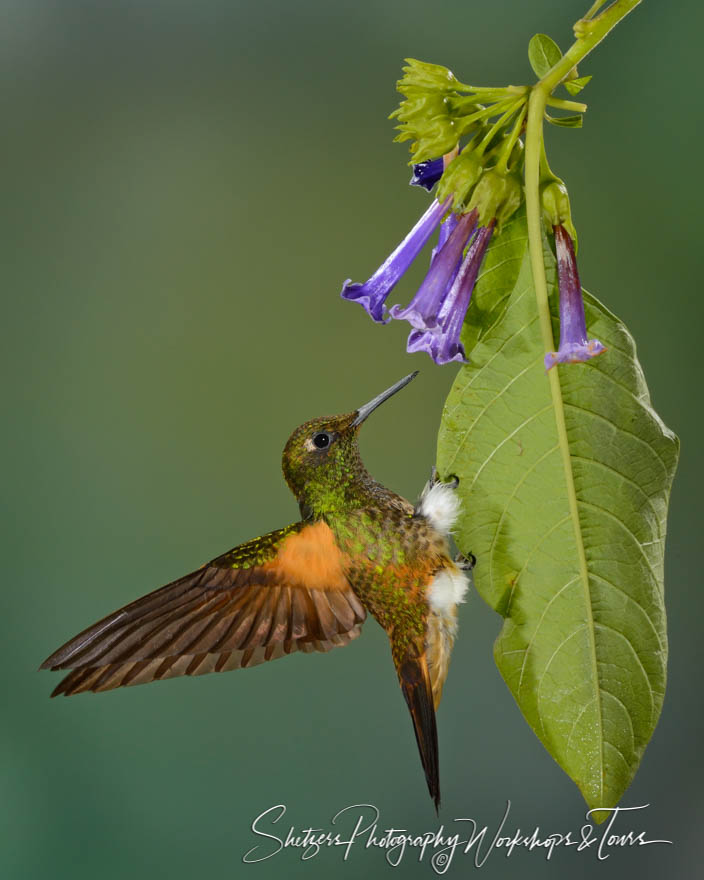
<box><xmin>455</xmin><ymin>551</ymin><xmax>476</xmax><ymax>571</ymax></box>
<box><xmin>428</xmin><ymin>465</ymin><xmax>459</xmax><ymax>490</ymax></box>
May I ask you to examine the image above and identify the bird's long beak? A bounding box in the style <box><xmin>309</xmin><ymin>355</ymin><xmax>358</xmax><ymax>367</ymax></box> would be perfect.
<box><xmin>351</xmin><ymin>371</ymin><xmax>419</xmax><ymax>427</ymax></box>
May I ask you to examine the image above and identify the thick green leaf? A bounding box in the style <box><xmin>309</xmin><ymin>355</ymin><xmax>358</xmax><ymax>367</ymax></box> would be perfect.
<box><xmin>528</xmin><ymin>34</ymin><xmax>562</xmax><ymax>79</ymax></box>
<box><xmin>437</xmin><ymin>213</ymin><xmax>679</xmax><ymax>816</ymax></box>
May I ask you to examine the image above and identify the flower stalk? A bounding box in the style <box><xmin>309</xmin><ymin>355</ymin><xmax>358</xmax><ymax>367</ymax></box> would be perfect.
<box><xmin>521</xmin><ymin>0</ymin><xmax>644</xmax><ymax>656</ymax></box>
<box><xmin>524</xmin><ymin>0</ymin><xmax>643</xmax><ymax>367</ymax></box>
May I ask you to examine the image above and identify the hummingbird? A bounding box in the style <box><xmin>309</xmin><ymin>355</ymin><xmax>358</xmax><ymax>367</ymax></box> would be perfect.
<box><xmin>41</xmin><ymin>372</ymin><xmax>469</xmax><ymax>808</ymax></box>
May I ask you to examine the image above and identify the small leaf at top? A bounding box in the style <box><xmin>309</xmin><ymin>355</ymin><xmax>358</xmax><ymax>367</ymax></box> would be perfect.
<box><xmin>528</xmin><ymin>34</ymin><xmax>563</xmax><ymax>79</ymax></box>
<box><xmin>565</xmin><ymin>75</ymin><xmax>592</xmax><ymax>96</ymax></box>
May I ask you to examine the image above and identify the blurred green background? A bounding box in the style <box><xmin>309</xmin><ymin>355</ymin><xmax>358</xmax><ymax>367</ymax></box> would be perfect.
<box><xmin>2</xmin><ymin>1</ymin><xmax>701</xmax><ymax>877</ymax></box>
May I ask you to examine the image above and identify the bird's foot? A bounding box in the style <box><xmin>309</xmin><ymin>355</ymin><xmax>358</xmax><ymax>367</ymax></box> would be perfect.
<box><xmin>455</xmin><ymin>551</ymin><xmax>476</xmax><ymax>571</ymax></box>
<box><xmin>427</xmin><ymin>465</ymin><xmax>459</xmax><ymax>490</ymax></box>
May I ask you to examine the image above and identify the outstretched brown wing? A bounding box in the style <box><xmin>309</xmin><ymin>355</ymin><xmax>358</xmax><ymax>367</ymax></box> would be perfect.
<box><xmin>41</xmin><ymin>521</ymin><xmax>365</xmax><ymax>696</ymax></box>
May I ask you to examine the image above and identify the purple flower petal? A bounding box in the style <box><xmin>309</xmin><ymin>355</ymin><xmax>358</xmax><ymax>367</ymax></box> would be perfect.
<box><xmin>390</xmin><ymin>209</ymin><xmax>478</xmax><ymax>331</ymax></box>
<box><xmin>404</xmin><ymin>219</ymin><xmax>495</xmax><ymax>365</ymax></box>
<box><xmin>406</xmin><ymin>328</ymin><xmax>438</xmax><ymax>357</ymax></box>
<box><xmin>545</xmin><ymin>225</ymin><xmax>607</xmax><ymax>371</ymax></box>
<box><xmin>430</xmin><ymin>212</ymin><xmax>458</xmax><ymax>267</ymax></box>
<box><xmin>341</xmin><ymin>197</ymin><xmax>450</xmax><ymax>324</ymax></box>
<box><xmin>407</xmin><ymin>327</ymin><xmax>467</xmax><ymax>364</ymax></box>
<box><xmin>410</xmin><ymin>157</ymin><xmax>444</xmax><ymax>191</ymax></box>
<box><xmin>544</xmin><ymin>339</ymin><xmax>607</xmax><ymax>371</ymax></box>
<box><xmin>429</xmin><ymin>221</ymin><xmax>495</xmax><ymax>364</ymax></box>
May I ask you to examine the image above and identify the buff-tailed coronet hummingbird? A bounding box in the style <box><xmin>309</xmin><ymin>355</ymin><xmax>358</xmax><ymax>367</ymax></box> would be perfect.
<box><xmin>42</xmin><ymin>372</ymin><xmax>470</xmax><ymax>809</ymax></box>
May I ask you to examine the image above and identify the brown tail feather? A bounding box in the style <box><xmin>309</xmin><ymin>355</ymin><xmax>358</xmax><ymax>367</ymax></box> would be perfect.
<box><xmin>397</xmin><ymin>652</ymin><xmax>440</xmax><ymax>810</ymax></box>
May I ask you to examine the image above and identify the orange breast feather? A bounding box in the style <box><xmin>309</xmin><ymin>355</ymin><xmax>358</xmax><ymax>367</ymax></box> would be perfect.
<box><xmin>262</xmin><ymin>521</ymin><xmax>350</xmax><ymax>592</ymax></box>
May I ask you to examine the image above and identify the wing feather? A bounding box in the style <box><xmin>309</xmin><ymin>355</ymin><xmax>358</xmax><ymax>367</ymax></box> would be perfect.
<box><xmin>42</xmin><ymin>522</ymin><xmax>366</xmax><ymax>697</ymax></box>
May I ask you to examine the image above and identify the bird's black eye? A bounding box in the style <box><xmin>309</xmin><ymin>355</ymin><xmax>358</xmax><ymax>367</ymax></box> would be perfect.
<box><xmin>312</xmin><ymin>432</ymin><xmax>331</xmax><ymax>449</ymax></box>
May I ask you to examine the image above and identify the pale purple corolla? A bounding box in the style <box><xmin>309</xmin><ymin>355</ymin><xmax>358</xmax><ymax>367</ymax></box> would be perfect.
<box><xmin>340</xmin><ymin>197</ymin><xmax>451</xmax><ymax>323</ymax></box>
<box><xmin>389</xmin><ymin>209</ymin><xmax>477</xmax><ymax>331</ymax></box>
<box><xmin>544</xmin><ymin>224</ymin><xmax>606</xmax><ymax>371</ymax></box>
<box><xmin>406</xmin><ymin>220</ymin><xmax>495</xmax><ymax>365</ymax></box>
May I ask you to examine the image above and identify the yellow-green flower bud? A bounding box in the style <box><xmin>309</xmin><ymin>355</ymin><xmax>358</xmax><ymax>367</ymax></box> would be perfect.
<box><xmin>541</xmin><ymin>180</ymin><xmax>576</xmax><ymax>241</ymax></box>
<box><xmin>392</xmin><ymin>92</ymin><xmax>459</xmax><ymax>162</ymax></box>
<box><xmin>398</xmin><ymin>58</ymin><xmax>460</xmax><ymax>93</ymax></box>
<box><xmin>436</xmin><ymin>151</ymin><xmax>484</xmax><ymax>212</ymax></box>
<box><xmin>411</xmin><ymin>119</ymin><xmax>459</xmax><ymax>163</ymax></box>
<box><xmin>467</xmin><ymin>169</ymin><xmax>523</xmax><ymax>229</ymax></box>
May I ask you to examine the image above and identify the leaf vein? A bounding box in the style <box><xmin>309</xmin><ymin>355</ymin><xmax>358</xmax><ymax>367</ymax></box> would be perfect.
<box><xmin>464</xmin><ymin>404</ymin><xmax>553</xmax><ymax>494</ymax></box>
<box><xmin>589</xmin><ymin>573</ymin><xmax>666</xmax><ymax>658</ymax></box>
<box><xmin>570</xmin><ymin>455</ymin><xmax>664</xmax><ymax>537</ymax></box>
<box><xmin>488</xmin><ymin>443</ymin><xmax>560</xmax><ymax>590</ymax></box>
<box><xmin>600</xmin><ymin>688</ymin><xmax>636</xmax><ymax>752</ymax></box>
<box><xmin>563</xmin><ymin>403</ymin><xmax>670</xmax><ymax>474</ymax></box>
<box><xmin>446</xmin><ymin>284</ymin><xmax>535</xmax><ymax>415</ymax></box>
<box><xmin>517</xmin><ymin>574</ymin><xmax>581</xmax><ymax>694</ymax></box>
<box><xmin>593</xmin><ymin>622</ymin><xmax>656</xmax><ymax>728</ymax></box>
<box><xmin>445</xmin><ymin>352</ymin><xmax>544</xmax><ymax>471</ymax></box>
<box><xmin>577</xmin><ymin>499</ymin><xmax>661</xmax><ymax>590</ymax></box>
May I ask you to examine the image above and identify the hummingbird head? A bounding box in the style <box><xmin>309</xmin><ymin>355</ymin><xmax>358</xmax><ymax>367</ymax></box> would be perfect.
<box><xmin>282</xmin><ymin>372</ymin><xmax>418</xmax><ymax>518</ymax></box>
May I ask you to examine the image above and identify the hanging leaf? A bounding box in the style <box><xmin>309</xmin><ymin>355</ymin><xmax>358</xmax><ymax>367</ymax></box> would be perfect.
<box><xmin>437</xmin><ymin>211</ymin><xmax>679</xmax><ymax>817</ymax></box>
<box><xmin>528</xmin><ymin>34</ymin><xmax>563</xmax><ymax>79</ymax></box>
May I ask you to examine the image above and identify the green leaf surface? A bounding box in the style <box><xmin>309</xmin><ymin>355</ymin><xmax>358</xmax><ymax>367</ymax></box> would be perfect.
<box><xmin>528</xmin><ymin>34</ymin><xmax>563</xmax><ymax>79</ymax></box>
<box><xmin>437</xmin><ymin>213</ymin><xmax>679</xmax><ymax>815</ymax></box>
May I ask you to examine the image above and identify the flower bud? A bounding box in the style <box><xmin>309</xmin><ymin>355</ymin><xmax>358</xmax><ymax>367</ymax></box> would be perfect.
<box><xmin>412</xmin><ymin>118</ymin><xmax>459</xmax><ymax>164</ymax></box>
<box><xmin>398</xmin><ymin>58</ymin><xmax>460</xmax><ymax>93</ymax></box>
<box><xmin>392</xmin><ymin>92</ymin><xmax>459</xmax><ymax>162</ymax></box>
<box><xmin>410</xmin><ymin>157</ymin><xmax>444</xmax><ymax>191</ymax></box>
<box><xmin>496</xmin><ymin>173</ymin><xmax>522</xmax><ymax>228</ymax></box>
<box><xmin>541</xmin><ymin>180</ymin><xmax>576</xmax><ymax>241</ymax></box>
<box><xmin>467</xmin><ymin>169</ymin><xmax>523</xmax><ymax>229</ymax></box>
<box><xmin>436</xmin><ymin>151</ymin><xmax>483</xmax><ymax>211</ymax></box>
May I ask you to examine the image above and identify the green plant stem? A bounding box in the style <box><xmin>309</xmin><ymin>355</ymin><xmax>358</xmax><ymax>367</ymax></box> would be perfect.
<box><xmin>460</xmin><ymin>86</ymin><xmax>528</xmax><ymax>101</ymax></box>
<box><xmin>456</xmin><ymin>97</ymin><xmax>517</xmax><ymax>133</ymax></box>
<box><xmin>495</xmin><ymin>104</ymin><xmax>527</xmax><ymax>173</ymax></box>
<box><xmin>524</xmin><ymin>0</ymin><xmax>643</xmax><ymax>357</ymax></box>
<box><xmin>522</xmin><ymin>0</ymin><xmax>643</xmax><ymax>778</ymax></box>
<box><xmin>584</xmin><ymin>0</ymin><xmax>609</xmax><ymax>20</ymax></box>
<box><xmin>478</xmin><ymin>100</ymin><xmax>525</xmax><ymax>153</ymax></box>
<box><xmin>546</xmin><ymin>96</ymin><xmax>587</xmax><ymax>112</ymax></box>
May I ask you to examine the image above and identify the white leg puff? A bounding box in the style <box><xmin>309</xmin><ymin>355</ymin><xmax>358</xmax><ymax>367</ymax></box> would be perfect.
<box><xmin>417</xmin><ymin>480</ymin><xmax>462</xmax><ymax>536</ymax></box>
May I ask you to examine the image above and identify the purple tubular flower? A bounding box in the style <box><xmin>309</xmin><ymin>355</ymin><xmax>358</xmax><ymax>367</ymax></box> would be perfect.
<box><xmin>389</xmin><ymin>209</ymin><xmax>478</xmax><ymax>331</ymax></box>
<box><xmin>544</xmin><ymin>224</ymin><xmax>607</xmax><ymax>371</ymax></box>
<box><xmin>410</xmin><ymin>157</ymin><xmax>444</xmax><ymax>191</ymax></box>
<box><xmin>430</xmin><ymin>211</ymin><xmax>458</xmax><ymax>266</ymax></box>
<box><xmin>340</xmin><ymin>197</ymin><xmax>450</xmax><ymax>324</ymax></box>
<box><xmin>407</xmin><ymin>220</ymin><xmax>495</xmax><ymax>365</ymax></box>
